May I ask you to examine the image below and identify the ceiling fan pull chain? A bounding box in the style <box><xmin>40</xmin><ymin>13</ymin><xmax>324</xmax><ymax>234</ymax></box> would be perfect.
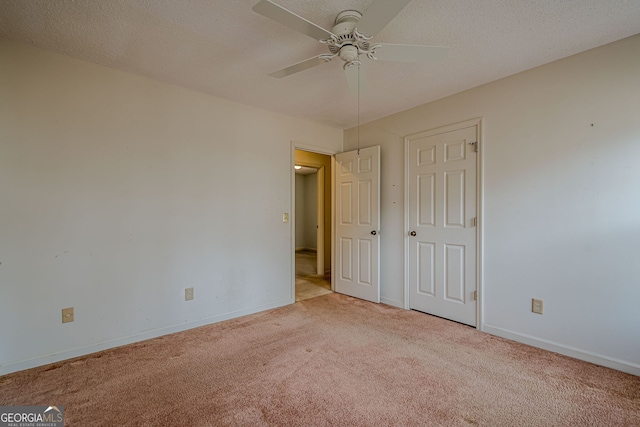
<box><xmin>357</xmin><ymin>61</ymin><xmax>360</xmax><ymax>156</ymax></box>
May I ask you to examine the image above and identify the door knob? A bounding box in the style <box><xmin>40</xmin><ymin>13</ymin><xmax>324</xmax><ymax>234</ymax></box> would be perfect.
<box><xmin>409</xmin><ymin>231</ymin><xmax>417</xmax><ymax>236</ymax></box>
<box><xmin>371</xmin><ymin>230</ymin><xmax>377</xmax><ymax>235</ymax></box>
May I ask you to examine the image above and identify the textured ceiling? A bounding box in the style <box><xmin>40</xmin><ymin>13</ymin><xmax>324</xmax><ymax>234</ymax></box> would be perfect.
<box><xmin>1</xmin><ymin>0</ymin><xmax>640</xmax><ymax>129</ymax></box>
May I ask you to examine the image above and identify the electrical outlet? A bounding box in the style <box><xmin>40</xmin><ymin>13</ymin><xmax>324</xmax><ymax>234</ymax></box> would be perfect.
<box><xmin>185</xmin><ymin>287</ymin><xmax>194</xmax><ymax>301</ymax></box>
<box><xmin>62</xmin><ymin>307</ymin><xmax>74</xmax><ymax>323</ymax></box>
<box><xmin>532</xmin><ymin>298</ymin><xmax>544</xmax><ymax>315</ymax></box>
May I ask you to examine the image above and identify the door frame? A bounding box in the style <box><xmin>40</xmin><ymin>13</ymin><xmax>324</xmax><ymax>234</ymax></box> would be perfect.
<box><xmin>290</xmin><ymin>142</ymin><xmax>337</xmax><ymax>301</ymax></box>
<box><xmin>403</xmin><ymin>118</ymin><xmax>484</xmax><ymax>330</ymax></box>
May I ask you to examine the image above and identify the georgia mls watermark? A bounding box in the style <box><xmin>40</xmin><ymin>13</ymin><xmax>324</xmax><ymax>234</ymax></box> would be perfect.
<box><xmin>0</xmin><ymin>406</ymin><xmax>64</xmax><ymax>427</ymax></box>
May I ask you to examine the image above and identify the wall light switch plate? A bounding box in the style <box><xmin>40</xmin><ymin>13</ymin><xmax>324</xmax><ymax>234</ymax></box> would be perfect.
<box><xmin>62</xmin><ymin>307</ymin><xmax>74</xmax><ymax>323</ymax></box>
<box><xmin>185</xmin><ymin>287</ymin><xmax>194</xmax><ymax>301</ymax></box>
<box><xmin>532</xmin><ymin>298</ymin><xmax>544</xmax><ymax>314</ymax></box>
<box><xmin>283</xmin><ymin>213</ymin><xmax>289</xmax><ymax>223</ymax></box>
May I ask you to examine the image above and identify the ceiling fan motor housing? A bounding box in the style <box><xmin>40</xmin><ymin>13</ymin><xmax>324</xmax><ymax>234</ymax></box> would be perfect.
<box><xmin>333</xmin><ymin>10</ymin><xmax>361</xmax><ymax>33</ymax></box>
<box><xmin>328</xmin><ymin>10</ymin><xmax>370</xmax><ymax>59</ymax></box>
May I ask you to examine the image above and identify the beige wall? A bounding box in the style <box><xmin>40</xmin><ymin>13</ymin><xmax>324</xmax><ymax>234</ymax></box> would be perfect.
<box><xmin>0</xmin><ymin>40</ymin><xmax>342</xmax><ymax>374</ymax></box>
<box><xmin>344</xmin><ymin>34</ymin><xmax>640</xmax><ymax>375</ymax></box>
<box><xmin>295</xmin><ymin>173</ymin><xmax>318</xmax><ymax>251</ymax></box>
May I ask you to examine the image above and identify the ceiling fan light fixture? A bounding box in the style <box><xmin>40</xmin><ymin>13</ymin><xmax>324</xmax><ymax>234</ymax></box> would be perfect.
<box><xmin>339</xmin><ymin>45</ymin><xmax>359</xmax><ymax>63</ymax></box>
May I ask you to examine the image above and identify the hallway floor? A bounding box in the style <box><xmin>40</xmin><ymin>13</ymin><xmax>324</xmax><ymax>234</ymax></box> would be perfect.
<box><xmin>295</xmin><ymin>250</ymin><xmax>332</xmax><ymax>302</ymax></box>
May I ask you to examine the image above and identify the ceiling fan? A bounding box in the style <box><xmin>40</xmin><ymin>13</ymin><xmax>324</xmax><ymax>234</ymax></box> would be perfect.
<box><xmin>252</xmin><ymin>0</ymin><xmax>449</xmax><ymax>94</ymax></box>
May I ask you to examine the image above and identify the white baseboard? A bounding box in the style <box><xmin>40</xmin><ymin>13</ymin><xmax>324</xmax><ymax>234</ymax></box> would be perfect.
<box><xmin>0</xmin><ymin>298</ymin><xmax>293</xmax><ymax>376</ymax></box>
<box><xmin>381</xmin><ymin>297</ymin><xmax>404</xmax><ymax>308</ymax></box>
<box><xmin>482</xmin><ymin>324</ymin><xmax>640</xmax><ymax>376</ymax></box>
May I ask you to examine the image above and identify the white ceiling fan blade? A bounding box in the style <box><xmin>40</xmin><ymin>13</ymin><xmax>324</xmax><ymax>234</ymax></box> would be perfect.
<box><xmin>253</xmin><ymin>0</ymin><xmax>335</xmax><ymax>41</ymax></box>
<box><xmin>357</xmin><ymin>0</ymin><xmax>413</xmax><ymax>37</ymax></box>
<box><xmin>344</xmin><ymin>63</ymin><xmax>368</xmax><ymax>96</ymax></box>
<box><xmin>374</xmin><ymin>44</ymin><xmax>449</xmax><ymax>63</ymax></box>
<box><xmin>269</xmin><ymin>56</ymin><xmax>326</xmax><ymax>78</ymax></box>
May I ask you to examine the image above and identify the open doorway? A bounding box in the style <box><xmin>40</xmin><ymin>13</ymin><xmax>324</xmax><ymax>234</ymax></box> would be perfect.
<box><xmin>294</xmin><ymin>150</ymin><xmax>332</xmax><ymax>302</ymax></box>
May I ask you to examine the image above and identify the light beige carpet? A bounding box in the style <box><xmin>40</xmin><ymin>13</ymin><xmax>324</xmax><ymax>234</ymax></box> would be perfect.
<box><xmin>1</xmin><ymin>293</ymin><xmax>638</xmax><ymax>426</ymax></box>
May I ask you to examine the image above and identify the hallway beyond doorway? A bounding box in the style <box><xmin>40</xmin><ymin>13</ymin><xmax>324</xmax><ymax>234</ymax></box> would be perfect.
<box><xmin>295</xmin><ymin>250</ymin><xmax>331</xmax><ymax>302</ymax></box>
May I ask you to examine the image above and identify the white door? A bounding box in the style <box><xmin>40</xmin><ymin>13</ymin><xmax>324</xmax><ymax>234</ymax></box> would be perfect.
<box><xmin>407</xmin><ymin>124</ymin><xmax>477</xmax><ymax>326</ymax></box>
<box><xmin>334</xmin><ymin>146</ymin><xmax>380</xmax><ymax>303</ymax></box>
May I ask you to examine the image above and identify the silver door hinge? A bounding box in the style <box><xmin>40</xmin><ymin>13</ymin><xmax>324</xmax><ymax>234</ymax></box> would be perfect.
<box><xmin>469</xmin><ymin>141</ymin><xmax>478</xmax><ymax>152</ymax></box>
<box><xmin>473</xmin><ymin>291</ymin><xmax>478</xmax><ymax>301</ymax></box>
<box><xmin>471</xmin><ymin>217</ymin><xmax>477</xmax><ymax>227</ymax></box>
